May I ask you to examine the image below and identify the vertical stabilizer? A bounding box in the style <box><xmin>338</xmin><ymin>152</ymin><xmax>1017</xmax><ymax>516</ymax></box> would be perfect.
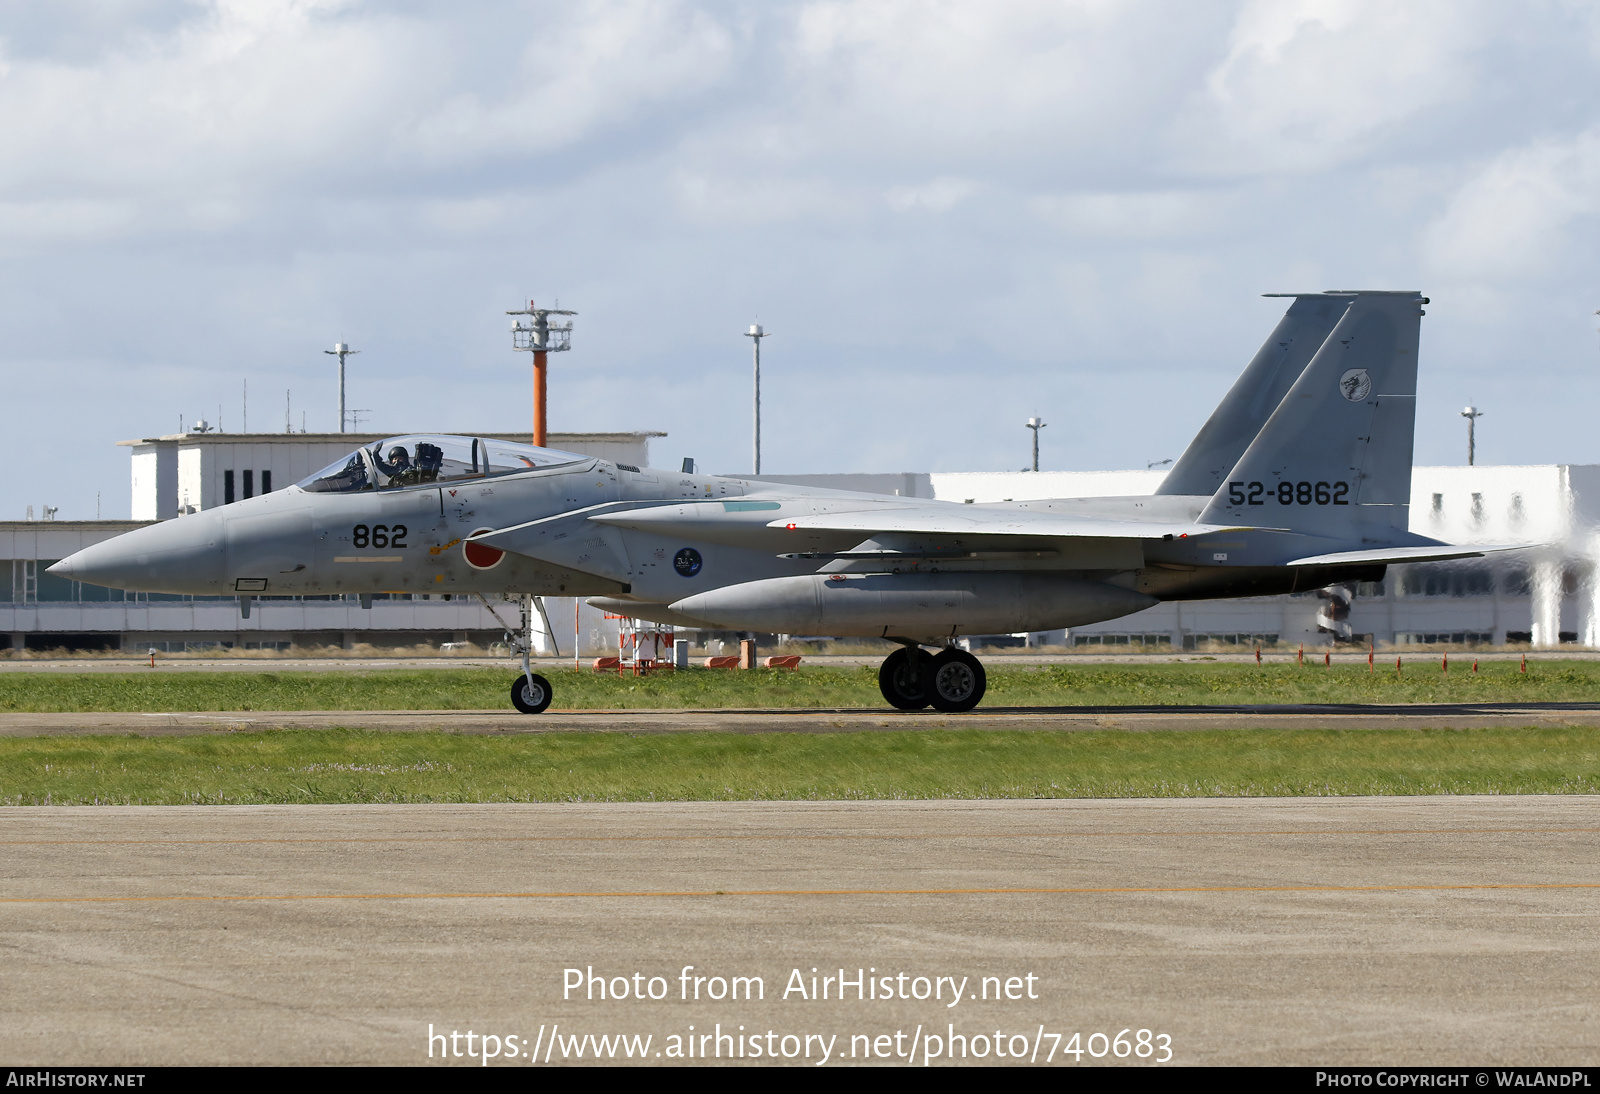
<box><xmin>1198</xmin><ymin>291</ymin><xmax>1424</xmax><ymax>540</ymax></box>
<box><xmin>1157</xmin><ymin>294</ymin><xmax>1351</xmax><ymax>496</ymax></box>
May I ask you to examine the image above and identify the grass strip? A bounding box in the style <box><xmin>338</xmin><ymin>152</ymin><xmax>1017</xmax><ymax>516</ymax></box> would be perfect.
<box><xmin>2</xmin><ymin>727</ymin><xmax>1596</xmax><ymax>805</ymax></box>
<box><xmin>0</xmin><ymin>661</ymin><xmax>1596</xmax><ymax>713</ymax></box>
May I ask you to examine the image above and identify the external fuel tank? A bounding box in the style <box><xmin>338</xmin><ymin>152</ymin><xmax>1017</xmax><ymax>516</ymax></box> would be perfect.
<box><xmin>669</xmin><ymin>572</ymin><xmax>1156</xmax><ymax>637</ymax></box>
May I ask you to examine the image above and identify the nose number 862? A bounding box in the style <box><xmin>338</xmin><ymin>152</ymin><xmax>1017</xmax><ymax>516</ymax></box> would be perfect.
<box><xmin>351</xmin><ymin>524</ymin><xmax>408</xmax><ymax>549</ymax></box>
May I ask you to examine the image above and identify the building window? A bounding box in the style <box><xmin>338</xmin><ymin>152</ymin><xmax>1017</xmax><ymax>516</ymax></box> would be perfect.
<box><xmin>10</xmin><ymin>559</ymin><xmax>37</xmax><ymax>603</ymax></box>
<box><xmin>262</xmin><ymin>470</ymin><xmax>273</xmax><ymax>493</ymax></box>
<box><xmin>1509</xmin><ymin>493</ymin><xmax>1524</xmax><ymax>529</ymax></box>
<box><xmin>224</xmin><ymin>469</ymin><xmax>235</xmax><ymax>505</ymax></box>
<box><xmin>1397</xmin><ymin>632</ymin><xmax>1493</xmax><ymax>646</ymax></box>
<box><xmin>1431</xmin><ymin>493</ymin><xmax>1443</xmax><ymax>516</ymax></box>
<box><xmin>1397</xmin><ymin>563</ymin><xmax>1495</xmax><ymax>597</ymax></box>
<box><xmin>243</xmin><ymin>469</ymin><xmax>254</xmax><ymax>499</ymax></box>
<box><xmin>1181</xmin><ymin>633</ymin><xmax>1279</xmax><ymax>650</ymax></box>
<box><xmin>1470</xmin><ymin>492</ymin><xmax>1483</xmax><ymax>526</ymax></box>
<box><xmin>1072</xmin><ymin>634</ymin><xmax>1172</xmax><ymax>648</ymax></box>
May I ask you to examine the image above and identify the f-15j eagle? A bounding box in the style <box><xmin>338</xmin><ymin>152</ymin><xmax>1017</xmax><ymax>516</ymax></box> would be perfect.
<box><xmin>53</xmin><ymin>290</ymin><xmax>1512</xmax><ymax>714</ymax></box>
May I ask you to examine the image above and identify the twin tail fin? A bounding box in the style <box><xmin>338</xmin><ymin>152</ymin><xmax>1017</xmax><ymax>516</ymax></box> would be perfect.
<box><xmin>1197</xmin><ymin>290</ymin><xmax>1425</xmax><ymax>540</ymax></box>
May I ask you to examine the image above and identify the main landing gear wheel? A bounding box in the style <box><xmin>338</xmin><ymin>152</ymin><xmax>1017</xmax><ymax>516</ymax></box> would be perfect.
<box><xmin>928</xmin><ymin>648</ymin><xmax>986</xmax><ymax>713</ymax></box>
<box><xmin>878</xmin><ymin>647</ymin><xmax>935</xmax><ymax>710</ymax></box>
<box><xmin>510</xmin><ymin>673</ymin><xmax>553</xmax><ymax>714</ymax></box>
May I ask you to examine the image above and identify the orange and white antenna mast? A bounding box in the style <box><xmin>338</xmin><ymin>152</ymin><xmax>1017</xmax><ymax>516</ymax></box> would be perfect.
<box><xmin>508</xmin><ymin>300</ymin><xmax>576</xmax><ymax>447</ymax></box>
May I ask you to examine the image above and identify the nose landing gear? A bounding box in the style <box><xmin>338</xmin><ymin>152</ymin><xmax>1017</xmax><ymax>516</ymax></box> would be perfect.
<box><xmin>478</xmin><ymin>592</ymin><xmax>558</xmax><ymax>714</ymax></box>
<box><xmin>878</xmin><ymin>644</ymin><xmax>987</xmax><ymax>713</ymax></box>
<box><xmin>511</xmin><ymin>672</ymin><xmax>553</xmax><ymax>714</ymax></box>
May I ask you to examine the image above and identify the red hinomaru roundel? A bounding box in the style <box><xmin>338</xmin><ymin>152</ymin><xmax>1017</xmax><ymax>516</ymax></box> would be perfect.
<box><xmin>463</xmin><ymin>529</ymin><xmax>505</xmax><ymax>569</ymax></box>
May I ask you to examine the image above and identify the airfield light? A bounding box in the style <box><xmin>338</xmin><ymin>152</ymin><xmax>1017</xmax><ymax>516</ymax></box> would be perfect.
<box><xmin>324</xmin><ymin>342</ymin><xmax>360</xmax><ymax>433</ymax></box>
<box><xmin>746</xmin><ymin>323</ymin><xmax>772</xmax><ymax>474</ymax></box>
<box><xmin>508</xmin><ymin>300</ymin><xmax>576</xmax><ymax>448</ymax></box>
<box><xmin>1025</xmin><ymin>416</ymin><xmax>1047</xmax><ymax>472</ymax></box>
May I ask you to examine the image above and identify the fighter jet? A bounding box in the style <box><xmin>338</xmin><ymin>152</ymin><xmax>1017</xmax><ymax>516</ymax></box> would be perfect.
<box><xmin>52</xmin><ymin>290</ymin><xmax>1510</xmax><ymax>715</ymax></box>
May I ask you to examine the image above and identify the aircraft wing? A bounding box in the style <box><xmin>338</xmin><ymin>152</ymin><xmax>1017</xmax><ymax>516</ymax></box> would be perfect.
<box><xmin>1286</xmin><ymin>544</ymin><xmax>1532</xmax><ymax>567</ymax></box>
<box><xmin>770</xmin><ymin>507</ymin><xmax>1237</xmax><ymax>540</ymax></box>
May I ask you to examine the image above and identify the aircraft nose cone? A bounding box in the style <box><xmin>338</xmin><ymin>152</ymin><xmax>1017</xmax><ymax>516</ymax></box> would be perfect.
<box><xmin>54</xmin><ymin>511</ymin><xmax>227</xmax><ymax>595</ymax></box>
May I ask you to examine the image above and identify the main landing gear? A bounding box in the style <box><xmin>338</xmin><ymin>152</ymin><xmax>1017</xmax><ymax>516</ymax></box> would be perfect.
<box><xmin>878</xmin><ymin>644</ymin><xmax>987</xmax><ymax>713</ymax></box>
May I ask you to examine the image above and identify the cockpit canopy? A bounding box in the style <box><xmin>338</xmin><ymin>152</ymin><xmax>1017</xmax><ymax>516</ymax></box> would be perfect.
<box><xmin>296</xmin><ymin>435</ymin><xmax>590</xmax><ymax>493</ymax></box>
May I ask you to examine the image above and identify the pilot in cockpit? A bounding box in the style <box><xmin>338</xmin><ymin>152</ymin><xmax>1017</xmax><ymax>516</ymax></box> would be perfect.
<box><xmin>374</xmin><ymin>444</ymin><xmax>417</xmax><ymax>486</ymax></box>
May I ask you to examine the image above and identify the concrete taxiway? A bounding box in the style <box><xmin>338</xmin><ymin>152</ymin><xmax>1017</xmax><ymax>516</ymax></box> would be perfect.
<box><xmin>1</xmin><ymin>796</ymin><xmax>1596</xmax><ymax>1066</ymax></box>
<box><xmin>3</xmin><ymin>702</ymin><xmax>1600</xmax><ymax>737</ymax></box>
<box><xmin>1</xmin><ymin>650</ymin><xmax>1595</xmax><ymax>672</ymax></box>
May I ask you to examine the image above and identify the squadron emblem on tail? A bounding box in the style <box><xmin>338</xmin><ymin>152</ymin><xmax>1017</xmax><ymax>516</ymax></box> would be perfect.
<box><xmin>1340</xmin><ymin>368</ymin><xmax>1372</xmax><ymax>402</ymax></box>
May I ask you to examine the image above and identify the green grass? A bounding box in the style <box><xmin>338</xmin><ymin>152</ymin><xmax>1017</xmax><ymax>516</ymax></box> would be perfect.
<box><xmin>0</xmin><ymin>660</ymin><xmax>1593</xmax><ymax>712</ymax></box>
<box><xmin>2</xmin><ymin>727</ymin><xmax>1596</xmax><ymax>804</ymax></box>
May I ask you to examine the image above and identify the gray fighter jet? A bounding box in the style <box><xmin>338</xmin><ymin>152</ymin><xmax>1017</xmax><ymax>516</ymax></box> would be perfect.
<box><xmin>52</xmin><ymin>291</ymin><xmax>1510</xmax><ymax>714</ymax></box>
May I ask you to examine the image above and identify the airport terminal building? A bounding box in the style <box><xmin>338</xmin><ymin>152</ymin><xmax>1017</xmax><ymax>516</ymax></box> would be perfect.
<box><xmin>1</xmin><ymin>427</ymin><xmax>1590</xmax><ymax>653</ymax></box>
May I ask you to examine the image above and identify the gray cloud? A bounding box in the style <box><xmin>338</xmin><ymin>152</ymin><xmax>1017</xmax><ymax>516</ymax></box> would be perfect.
<box><xmin>4</xmin><ymin>0</ymin><xmax>1600</xmax><ymax>519</ymax></box>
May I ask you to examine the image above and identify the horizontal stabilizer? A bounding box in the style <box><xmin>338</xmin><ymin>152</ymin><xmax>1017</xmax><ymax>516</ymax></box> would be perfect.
<box><xmin>1287</xmin><ymin>543</ymin><xmax>1531</xmax><ymax>567</ymax></box>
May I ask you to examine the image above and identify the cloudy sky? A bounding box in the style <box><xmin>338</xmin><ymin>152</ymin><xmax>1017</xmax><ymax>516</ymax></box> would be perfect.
<box><xmin>6</xmin><ymin>0</ymin><xmax>1600</xmax><ymax>519</ymax></box>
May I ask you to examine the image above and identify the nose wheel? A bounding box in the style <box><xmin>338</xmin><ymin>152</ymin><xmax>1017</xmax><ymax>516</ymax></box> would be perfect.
<box><xmin>511</xmin><ymin>673</ymin><xmax>553</xmax><ymax>714</ymax></box>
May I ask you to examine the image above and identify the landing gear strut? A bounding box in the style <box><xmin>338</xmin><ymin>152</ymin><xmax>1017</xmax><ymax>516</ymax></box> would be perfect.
<box><xmin>878</xmin><ymin>644</ymin><xmax>988</xmax><ymax>713</ymax></box>
<box><xmin>479</xmin><ymin>592</ymin><xmax>556</xmax><ymax>714</ymax></box>
<box><xmin>512</xmin><ymin>595</ymin><xmax>554</xmax><ymax>714</ymax></box>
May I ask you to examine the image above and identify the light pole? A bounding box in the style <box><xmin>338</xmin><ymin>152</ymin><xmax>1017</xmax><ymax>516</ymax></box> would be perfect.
<box><xmin>1025</xmin><ymin>417</ymin><xmax>1046</xmax><ymax>472</ymax></box>
<box><xmin>508</xmin><ymin>301</ymin><xmax>576</xmax><ymax>447</ymax></box>
<box><xmin>324</xmin><ymin>343</ymin><xmax>359</xmax><ymax>432</ymax></box>
<box><xmin>1461</xmin><ymin>405</ymin><xmax>1483</xmax><ymax>466</ymax></box>
<box><xmin>746</xmin><ymin>324</ymin><xmax>772</xmax><ymax>474</ymax></box>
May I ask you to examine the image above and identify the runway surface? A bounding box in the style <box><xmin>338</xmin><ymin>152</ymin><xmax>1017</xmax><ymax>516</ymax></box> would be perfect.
<box><xmin>4</xmin><ymin>702</ymin><xmax>1600</xmax><ymax>736</ymax></box>
<box><xmin>2</xmin><ymin>796</ymin><xmax>1596</xmax><ymax>1066</ymax></box>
